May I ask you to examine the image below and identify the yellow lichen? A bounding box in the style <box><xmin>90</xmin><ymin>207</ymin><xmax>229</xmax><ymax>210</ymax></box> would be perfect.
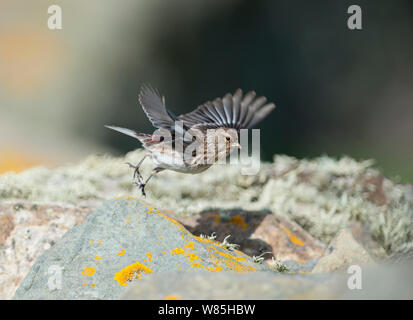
<box><xmin>81</xmin><ymin>266</ymin><xmax>95</xmax><ymax>277</ymax></box>
<box><xmin>279</xmin><ymin>224</ymin><xmax>306</xmax><ymax>246</ymax></box>
<box><xmin>82</xmin><ymin>283</ymin><xmax>96</xmax><ymax>287</ymax></box>
<box><xmin>220</xmin><ymin>259</ymin><xmax>256</xmax><ymax>273</ymax></box>
<box><xmin>164</xmin><ymin>294</ymin><xmax>181</xmax><ymax>300</ymax></box>
<box><xmin>209</xmin><ymin>246</ymin><xmax>247</xmax><ymax>262</ymax></box>
<box><xmin>170</xmin><ymin>248</ymin><xmax>185</xmax><ymax>255</ymax></box>
<box><xmin>230</xmin><ymin>215</ymin><xmax>247</xmax><ymax>230</ymax></box>
<box><xmin>117</xmin><ymin>248</ymin><xmax>126</xmax><ymax>256</ymax></box>
<box><xmin>184</xmin><ymin>242</ymin><xmax>194</xmax><ymax>250</ymax></box>
<box><xmin>114</xmin><ymin>262</ymin><xmax>153</xmax><ymax>286</ymax></box>
<box><xmin>207</xmin><ymin>265</ymin><xmax>223</xmax><ymax>272</ymax></box>
<box><xmin>95</xmin><ymin>255</ymin><xmax>102</xmax><ymax>261</ymax></box>
<box><xmin>156</xmin><ymin>210</ymin><xmax>190</xmax><ymax>235</ymax></box>
<box><xmin>193</xmin><ymin>235</ymin><xmax>219</xmax><ymax>245</ymax></box>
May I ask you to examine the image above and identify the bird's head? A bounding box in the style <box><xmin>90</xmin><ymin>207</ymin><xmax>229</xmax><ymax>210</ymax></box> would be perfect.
<box><xmin>205</xmin><ymin>128</ymin><xmax>240</xmax><ymax>160</ymax></box>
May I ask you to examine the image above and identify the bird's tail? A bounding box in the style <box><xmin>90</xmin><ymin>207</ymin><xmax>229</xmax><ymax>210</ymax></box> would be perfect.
<box><xmin>105</xmin><ymin>125</ymin><xmax>159</xmax><ymax>147</ymax></box>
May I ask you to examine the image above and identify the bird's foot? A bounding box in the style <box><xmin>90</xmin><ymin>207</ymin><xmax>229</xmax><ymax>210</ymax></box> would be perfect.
<box><xmin>125</xmin><ymin>162</ymin><xmax>143</xmax><ymax>181</ymax></box>
<box><xmin>134</xmin><ymin>181</ymin><xmax>146</xmax><ymax>197</ymax></box>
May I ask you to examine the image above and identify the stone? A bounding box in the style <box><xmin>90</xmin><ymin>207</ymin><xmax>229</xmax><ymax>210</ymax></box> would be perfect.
<box><xmin>120</xmin><ymin>271</ymin><xmax>337</xmax><ymax>300</ymax></box>
<box><xmin>312</xmin><ymin>229</ymin><xmax>374</xmax><ymax>273</ymax></box>
<box><xmin>121</xmin><ymin>260</ymin><xmax>413</xmax><ymax>300</ymax></box>
<box><xmin>13</xmin><ymin>198</ymin><xmax>270</xmax><ymax>300</ymax></box>
<box><xmin>180</xmin><ymin>209</ymin><xmax>326</xmax><ymax>265</ymax></box>
<box><xmin>0</xmin><ymin>202</ymin><xmax>91</xmax><ymax>299</ymax></box>
<box><xmin>350</xmin><ymin>221</ymin><xmax>386</xmax><ymax>259</ymax></box>
<box><xmin>1</xmin><ymin>149</ymin><xmax>412</xmax><ymax>257</ymax></box>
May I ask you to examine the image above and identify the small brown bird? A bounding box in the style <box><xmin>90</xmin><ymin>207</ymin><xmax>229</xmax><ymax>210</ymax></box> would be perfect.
<box><xmin>106</xmin><ymin>86</ymin><xmax>275</xmax><ymax>196</ymax></box>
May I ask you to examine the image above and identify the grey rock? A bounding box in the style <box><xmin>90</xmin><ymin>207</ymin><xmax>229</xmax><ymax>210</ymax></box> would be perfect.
<box><xmin>13</xmin><ymin>198</ymin><xmax>269</xmax><ymax>300</ymax></box>
<box><xmin>283</xmin><ymin>259</ymin><xmax>319</xmax><ymax>273</ymax></box>
<box><xmin>121</xmin><ymin>261</ymin><xmax>413</xmax><ymax>300</ymax></box>
<box><xmin>120</xmin><ymin>271</ymin><xmax>337</xmax><ymax>300</ymax></box>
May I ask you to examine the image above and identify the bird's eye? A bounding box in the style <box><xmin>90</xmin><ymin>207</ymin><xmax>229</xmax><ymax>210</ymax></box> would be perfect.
<box><xmin>226</xmin><ymin>137</ymin><xmax>231</xmax><ymax>141</ymax></box>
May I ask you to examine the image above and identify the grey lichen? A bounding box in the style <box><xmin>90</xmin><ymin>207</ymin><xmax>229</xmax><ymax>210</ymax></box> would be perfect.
<box><xmin>270</xmin><ymin>257</ymin><xmax>290</xmax><ymax>273</ymax></box>
<box><xmin>199</xmin><ymin>232</ymin><xmax>217</xmax><ymax>241</ymax></box>
<box><xmin>1</xmin><ymin>148</ymin><xmax>412</xmax><ymax>256</ymax></box>
<box><xmin>252</xmin><ymin>252</ymin><xmax>272</xmax><ymax>264</ymax></box>
<box><xmin>220</xmin><ymin>235</ymin><xmax>240</xmax><ymax>252</ymax></box>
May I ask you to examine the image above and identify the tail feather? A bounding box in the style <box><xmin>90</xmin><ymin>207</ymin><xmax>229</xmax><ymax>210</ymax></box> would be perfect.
<box><xmin>105</xmin><ymin>125</ymin><xmax>140</xmax><ymax>139</ymax></box>
<box><xmin>105</xmin><ymin>125</ymin><xmax>159</xmax><ymax>147</ymax></box>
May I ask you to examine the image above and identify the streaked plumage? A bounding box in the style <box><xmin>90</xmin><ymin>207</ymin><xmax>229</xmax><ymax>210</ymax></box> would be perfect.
<box><xmin>106</xmin><ymin>85</ymin><xmax>275</xmax><ymax>196</ymax></box>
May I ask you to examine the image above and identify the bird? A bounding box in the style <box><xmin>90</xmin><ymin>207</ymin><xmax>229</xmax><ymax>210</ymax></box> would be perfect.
<box><xmin>105</xmin><ymin>85</ymin><xmax>275</xmax><ymax>196</ymax></box>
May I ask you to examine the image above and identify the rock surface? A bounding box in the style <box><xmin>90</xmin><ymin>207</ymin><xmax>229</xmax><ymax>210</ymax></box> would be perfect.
<box><xmin>13</xmin><ymin>198</ymin><xmax>270</xmax><ymax>300</ymax></box>
<box><xmin>181</xmin><ymin>209</ymin><xmax>326</xmax><ymax>263</ymax></box>
<box><xmin>1</xmin><ymin>149</ymin><xmax>412</xmax><ymax>256</ymax></box>
<box><xmin>312</xmin><ymin>229</ymin><xmax>374</xmax><ymax>273</ymax></box>
<box><xmin>120</xmin><ymin>261</ymin><xmax>413</xmax><ymax>300</ymax></box>
<box><xmin>121</xmin><ymin>271</ymin><xmax>337</xmax><ymax>300</ymax></box>
<box><xmin>2</xmin><ymin>149</ymin><xmax>413</xmax><ymax>299</ymax></box>
<box><xmin>0</xmin><ymin>202</ymin><xmax>91</xmax><ymax>299</ymax></box>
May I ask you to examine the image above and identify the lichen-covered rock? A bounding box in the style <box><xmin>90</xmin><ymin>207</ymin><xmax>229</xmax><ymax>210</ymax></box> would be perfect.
<box><xmin>120</xmin><ymin>261</ymin><xmax>413</xmax><ymax>300</ymax></box>
<box><xmin>120</xmin><ymin>271</ymin><xmax>337</xmax><ymax>300</ymax></box>
<box><xmin>3</xmin><ymin>149</ymin><xmax>413</xmax><ymax>299</ymax></box>
<box><xmin>13</xmin><ymin>198</ymin><xmax>270</xmax><ymax>300</ymax></box>
<box><xmin>180</xmin><ymin>209</ymin><xmax>326</xmax><ymax>264</ymax></box>
<box><xmin>1</xmin><ymin>149</ymin><xmax>412</xmax><ymax>257</ymax></box>
<box><xmin>312</xmin><ymin>229</ymin><xmax>374</xmax><ymax>273</ymax></box>
<box><xmin>0</xmin><ymin>203</ymin><xmax>92</xmax><ymax>299</ymax></box>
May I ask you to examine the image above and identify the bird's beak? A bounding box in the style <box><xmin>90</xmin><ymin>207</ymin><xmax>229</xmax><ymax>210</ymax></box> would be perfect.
<box><xmin>232</xmin><ymin>143</ymin><xmax>242</xmax><ymax>149</ymax></box>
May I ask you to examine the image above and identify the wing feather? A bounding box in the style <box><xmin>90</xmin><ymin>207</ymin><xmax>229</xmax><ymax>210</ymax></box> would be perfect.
<box><xmin>138</xmin><ymin>85</ymin><xmax>175</xmax><ymax>129</ymax></box>
<box><xmin>178</xmin><ymin>89</ymin><xmax>275</xmax><ymax>130</ymax></box>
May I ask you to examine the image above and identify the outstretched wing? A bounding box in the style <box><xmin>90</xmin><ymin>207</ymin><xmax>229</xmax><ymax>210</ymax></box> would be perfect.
<box><xmin>178</xmin><ymin>89</ymin><xmax>275</xmax><ymax>130</ymax></box>
<box><xmin>139</xmin><ymin>85</ymin><xmax>177</xmax><ymax>129</ymax></box>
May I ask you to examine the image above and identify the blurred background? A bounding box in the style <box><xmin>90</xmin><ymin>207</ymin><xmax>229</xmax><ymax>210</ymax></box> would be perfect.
<box><xmin>1</xmin><ymin>0</ymin><xmax>412</xmax><ymax>181</ymax></box>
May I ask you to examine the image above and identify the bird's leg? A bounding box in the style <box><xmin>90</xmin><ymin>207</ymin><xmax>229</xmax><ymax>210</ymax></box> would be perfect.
<box><xmin>135</xmin><ymin>167</ymin><xmax>164</xmax><ymax>197</ymax></box>
<box><xmin>125</xmin><ymin>155</ymin><xmax>147</xmax><ymax>182</ymax></box>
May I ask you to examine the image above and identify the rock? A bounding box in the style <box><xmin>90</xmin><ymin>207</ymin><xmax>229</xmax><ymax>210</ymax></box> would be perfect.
<box><xmin>0</xmin><ymin>202</ymin><xmax>92</xmax><ymax>299</ymax></box>
<box><xmin>312</xmin><ymin>229</ymin><xmax>374</xmax><ymax>273</ymax></box>
<box><xmin>3</xmin><ymin>149</ymin><xmax>413</xmax><ymax>299</ymax></box>
<box><xmin>120</xmin><ymin>260</ymin><xmax>413</xmax><ymax>300</ymax></box>
<box><xmin>350</xmin><ymin>221</ymin><xmax>386</xmax><ymax>259</ymax></box>
<box><xmin>13</xmin><ymin>198</ymin><xmax>270</xmax><ymax>300</ymax></box>
<box><xmin>1</xmin><ymin>149</ymin><xmax>412</xmax><ymax>258</ymax></box>
<box><xmin>120</xmin><ymin>271</ymin><xmax>337</xmax><ymax>300</ymax></box>
<box><xmin>340</xmin><ymin>260</ymin><xmax>413</xmax><ymax>299</ymax></box>
<box><xmin>180</xmin><ymin>209</ymin><xmax>326</xmax><ymax>265</ymax></box>
<box><xmin>282</xmin><ymin>259</ymin><xmax>319</xmax><ymax>273</ymax></box>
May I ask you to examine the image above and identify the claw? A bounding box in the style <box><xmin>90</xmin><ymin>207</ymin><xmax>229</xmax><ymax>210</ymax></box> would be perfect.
<box><xmin>125</xmin><ymin>162</ymin><xmax>142</xmax><ymax>181</ymax></box>
<box><xmin>140</xmin><ymin>184</ymin><xmax>146</xmax><ymax>197</ymax></box>
<box><xmin>133</xmin><ymin>181</ymin><xmax>146</xmax><ymax>197</ymax></box>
